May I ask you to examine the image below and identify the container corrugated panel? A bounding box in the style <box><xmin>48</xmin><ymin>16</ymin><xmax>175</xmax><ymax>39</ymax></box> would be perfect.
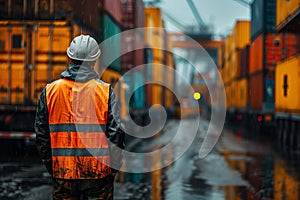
<box><xmin>121</xmin><ymin>29</ymin><xmax>144</xmax><ymax>70</ymax></box>
<box><xmin>0</xmin><ymin>25</ymin><xmax>25</xmax><ymax>104</ymax></box>
<box><xmin>231</xmin><ymin>49</ymin><xmax>241</xmax><ymax>79</ymax></box>
<box><xmin>237</xmin><ymin>78</ymin><xmax>248</xmax><ymax>109</ymax></box>
<box><xmin>102</xmin><ymin>14</ymin><xmax>121</xmax><ymax>71</ymax></box>
<box><xmin>122</xmin><ymin>0</ymin><xmax>145</xmax><ymax>29</ymax></box>
<box><xmin>230</xmin><ymin>80</ymin><xmax>239</xmax><ymax>109</ymax></box>
<box><xmin>239</xmin><ymin>45</ymin><xmax>249</xmax><ymax>78</ymax></box>
<box><xmin>225</xmin><ymin>83</ymin><xmax>231</xmax><ymax>109</ymax></box>
<box><xmin>165</xmin><ymin>51</ymin><xmax>175</xmax><ymax>108</ymax></box>
<box><xmin>249</xmin><ymin>33</ymin><xmax>264</xmax><ymax>74</ymax></box>
<box><xmin>249</xmin><ymin>70</ymin><xmax>275</xmax><ymax>111</ymax></box>
<box><xmin>71</xmin><ymin>0</ymin><xmax>100</xmax><ymax>38</ymax></box>
<box><xmin>233</xmin><ymin>20</ymin><xmax>250</xmax><ymax>50</ymax></box>
<box><xmin>249</xmin><ymin>72</ymin><xmax>263</xmax><ymax>110</ymax></box>
<box><xmin>276</xmin><ymin>0</ymin><xmax>300</xmax><ymax>28</ymax></box>
<box><xmin>251</xmin><ymin>0</ymin><xmax>276</xmax><ymax>41</ymax></box>
<box><xmin>104</xmin><ymin>0</ymin><xmax>122</xmax><ymax>25</ymax></box>
<box><xmin>249</xmin><ymin>33</ymin><xmax>299</xmax><ymax>74</ymax></box>
<box><xmin>225</xmin><ymin>34</ymin><xmax>233</xmax><ymax>60</ymax></box>
<box><xmin>276</xmin><ymin>56</ymin><xmax>300</xmax><ymax>114</ymax></box>
<box><xmin>33</xmin><ymin>23</ymin><xmax>72</xmax><ymax>102</ymax></box>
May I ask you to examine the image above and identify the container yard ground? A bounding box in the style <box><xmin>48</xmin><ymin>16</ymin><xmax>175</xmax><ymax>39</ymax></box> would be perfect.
<box><xmin>1</xmin><ymin>119</ymin><xmax>300</xmax><ymax>200</ymax></box>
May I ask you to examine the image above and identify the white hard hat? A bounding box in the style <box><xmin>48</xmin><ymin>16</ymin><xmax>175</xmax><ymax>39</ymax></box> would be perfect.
<box><xmin>67</xmin><ymin>34</ymin><xmax>101</xmax><ymax>61</ymax></box>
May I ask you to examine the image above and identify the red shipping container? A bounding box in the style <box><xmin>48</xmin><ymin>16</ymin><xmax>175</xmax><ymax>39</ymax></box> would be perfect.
<box><xmin>121</xmin><ymin>29</ymin><xmax>144</xmax><ymax>70</ymax></box>
<box><xmin>72</xmin><ymin>0</ymin><xmax>100</xmax><ymax>34</ymax></box>
<box><xmin>249</xmin><ymin>72</ymin><xmax>263</xmax><ymax>110</ymax></box>
<box><xmin>122</xmin><ymin>0</ymin><xmax>144</xmax><ymax>29</ymax></box>
<box><xmin>103</xmin><ymin>0</ymin><xmax>122</xmax><ymax>25</ymax></box>
<box><xmin>249</xmin><ymin>70</ymin><xmax>275</xmax><ymax>111</ymax></box>
<box><xmin>249</xmin><ymin>33</ymin><xmax>299</xmax><ymax>74</ymax></box>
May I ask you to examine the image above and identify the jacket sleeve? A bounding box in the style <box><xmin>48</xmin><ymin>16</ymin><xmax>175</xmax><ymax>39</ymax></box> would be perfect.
<box><xmin>34</xmin><ymin>88</ymin><xmax>52</xmax><ymax>174</ymax></box>
<box><xmin>106</xmin><ymin>87</ymin><xmax>125</xmax><ymax>172</ymax></box>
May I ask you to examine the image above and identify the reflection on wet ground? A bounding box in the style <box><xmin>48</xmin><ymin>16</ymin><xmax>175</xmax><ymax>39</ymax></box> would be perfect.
<box><xmin>0</xmin><ymin>119</ymin><xmax>299</xmax><ymax>200</ymax></box>
<box><xmin>116</xmin><ymin>119</ymin><xmax>300</xmax><ymax>200</ymax></box>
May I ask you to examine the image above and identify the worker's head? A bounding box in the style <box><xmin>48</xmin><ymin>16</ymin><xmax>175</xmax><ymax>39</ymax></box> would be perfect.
<box><xmin>67</xmin><ymin>34</ymin><xmax>101</xmax><ymax>66</ymax></box>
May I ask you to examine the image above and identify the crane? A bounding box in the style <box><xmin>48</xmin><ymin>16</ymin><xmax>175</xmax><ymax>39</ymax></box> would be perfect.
<box><xmin>232</xmin><ymin>0</ymin><xmax>252</xmax><ymax>7</ymax></box>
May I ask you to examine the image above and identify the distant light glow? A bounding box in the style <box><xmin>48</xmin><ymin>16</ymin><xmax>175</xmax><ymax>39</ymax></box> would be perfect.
<box><xmin>193</xmin><ymin>92</ymin><xmax>201</xmax><ymax>100</ymax></box>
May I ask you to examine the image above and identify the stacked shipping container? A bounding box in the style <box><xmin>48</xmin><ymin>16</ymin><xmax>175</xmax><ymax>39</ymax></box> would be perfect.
<box><xmin>275</xmin><ymin>0</ymin><xmax>300</xmax><ymax>149</ymax></box>
<box><xmin>221</xmin><ymin>0</ymin><xmax>300</xmax><ymax>137</ymax></box>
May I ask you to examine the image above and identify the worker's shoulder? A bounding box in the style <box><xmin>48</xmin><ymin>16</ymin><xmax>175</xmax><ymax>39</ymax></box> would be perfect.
<box><xmin>46</xmin><ymin>79</ymin><xmax>63</xmax><ymax>87</ymax></box>
<box><xmin>95</xmin><ymin>78</ymin><xmax>111</xmax><ymax>87</ymax></box>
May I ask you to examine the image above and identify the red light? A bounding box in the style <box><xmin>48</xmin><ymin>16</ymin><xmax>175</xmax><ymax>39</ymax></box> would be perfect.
<box><xmin>237</xmin><ymin>114</ymin><xmax>243</xmax><ymax>120</ymax></box>
<box><xmin>257</xmin><ymin>116</ymin><xmax>263</xmax><ymax>122</ymax></box>
<box><xmin>237</xmin><ymin>131</ymin><xmax>242</xmax><ymax>139</ymax></box>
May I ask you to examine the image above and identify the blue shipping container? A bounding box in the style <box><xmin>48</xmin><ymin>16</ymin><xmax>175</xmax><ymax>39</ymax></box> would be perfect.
<box><xmin>251</xmin><ymin>0</ymin><xmax>276</xmax><ymax>41</ymax></box>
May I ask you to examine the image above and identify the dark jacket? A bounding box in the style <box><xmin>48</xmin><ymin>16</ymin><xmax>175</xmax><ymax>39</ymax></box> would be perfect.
<box><xmin>34</xmin><ymin>64</ymin><xmax>125</xmax><ymax>175</ymax></box>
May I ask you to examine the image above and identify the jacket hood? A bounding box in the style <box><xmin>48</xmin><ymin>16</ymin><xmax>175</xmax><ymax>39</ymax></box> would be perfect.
<box><xmin>60</xmin><ymin>64</ymin><xmax>99</xmax><ymax>82</ymax></box>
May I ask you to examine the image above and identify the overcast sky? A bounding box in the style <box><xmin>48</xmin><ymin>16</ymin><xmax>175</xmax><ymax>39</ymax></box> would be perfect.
<box><xmin>155</xmin><ymin>0</ymin><xmax>250</xmax><ymax>37</ymax></box>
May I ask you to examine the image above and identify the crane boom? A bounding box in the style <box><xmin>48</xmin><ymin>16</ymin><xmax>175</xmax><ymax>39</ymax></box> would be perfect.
<box><xmin>232</xmin><ymin>0</ymin><xmax>252</xmax><ymax>7</ymax></box>
<box><xmin>186</xmin><ymin>0</ymin><xmax>205</xmax><ymax>27</ymax></box>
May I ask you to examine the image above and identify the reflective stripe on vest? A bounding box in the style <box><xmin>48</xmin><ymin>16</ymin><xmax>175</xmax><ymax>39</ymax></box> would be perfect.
<box><xmin>46</xmin><ymin>78</ymin><xmax>111</xmax><ymax>179</ymax></box>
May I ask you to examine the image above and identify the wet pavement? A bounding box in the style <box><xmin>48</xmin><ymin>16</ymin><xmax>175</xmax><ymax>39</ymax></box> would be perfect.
<box><xmin>0</xmin><ymin>119</ymin><xmax>300</xmax><ymax>200</ymax></box>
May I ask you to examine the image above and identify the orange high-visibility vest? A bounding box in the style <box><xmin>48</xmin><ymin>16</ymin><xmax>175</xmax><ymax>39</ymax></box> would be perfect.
<box><xmin>46</xmin><ymin>78</ymin><xmax>112</xmax><ymax>179</ymax></box>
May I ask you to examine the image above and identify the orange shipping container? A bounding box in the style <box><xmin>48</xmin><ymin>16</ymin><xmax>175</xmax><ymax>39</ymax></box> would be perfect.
<box><xmin>249</xmin><ymin>70</ymin><xmax>275</xmax><ymax>111</ymax></box>
<box><xmin>0</xmin><ymin>25</ymin><xmax>26</xmax><ymax>104</ymax></box>
<box><xmin>276</xmin><ymin>0</ymin><xmax>300</xmax><ymax>30</ymax></box>
<box><xmin>275</xmin><ymin>56</ymin><xmax>300</xmax><ymax>114</ymax></box>
<box><xmin>249</xmin><ymin>33</ymin><xmax>299</xmax><ymax>74</ymax></box>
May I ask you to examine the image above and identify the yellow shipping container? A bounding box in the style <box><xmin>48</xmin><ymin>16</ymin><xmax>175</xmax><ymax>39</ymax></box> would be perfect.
<box><xmin>231</xmin><ymin>50</ymin><xmax>241</xmax><ymax>80</ymax></box>
<box><xmin>225</xmin><ymin>34</ymin><xmax>233</xmax><ymax>61</ymax></box>
<box><xmin>276</xmin><ymin>0</ymin><xmax>300</xmax><ymax>29</ymax></box>
<box><xmin>276</xmin><ymin>56</ymin><xmax>300</xmax><ymax>114</ymax></box>
<box><xmin>225</xmin><ymin>83</ymin><xmax>231</xmax><ymax>109</ymax></box>
<box><xmin>230</xmin><ymin>80</ymin><xmax>239</xmax><ymax>109</ymax></box>
<box><xmin>232</xmin><ymin>20</ymin><xmax>250</xmax><ymax>50</ymax></box>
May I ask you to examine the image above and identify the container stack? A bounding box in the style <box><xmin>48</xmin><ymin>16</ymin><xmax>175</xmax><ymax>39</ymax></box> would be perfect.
<box><xmin>249</xmin><ymin>0</ymin><xmax>299</xmax><ymax>113</ymax></box>
<box><xmin>119</xmin><ymin>0</ymin><xmax>146</xmax><ymax>111</ymax></box>
<box><xmin>275</xmin><ymin>0</ymin><xmax>300</xmax><ymax>148</ymax></box>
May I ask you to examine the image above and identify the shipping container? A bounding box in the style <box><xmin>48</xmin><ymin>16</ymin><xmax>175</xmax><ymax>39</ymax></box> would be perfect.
<box><xmin>122</xmin><ymin>0</ymin><xmax>145</xmax><ymax>29</ymax></box>
<box><xmin>239</xmin><ymin>45</ymin><xmax>249</xmax><ymax>78</ymax></box>
<box><xmin>225</xmin><ymin>34</ymin><xmax>233</xmax><ymax>61</ymax></box>
<box><xmin>100</xmin><ymin>14</ymin><xmax>121</xmax><ymax>71</ymax></box>
<box><xmin>251</xmin><ymin>0</ymin><xmax>276</xmax><ymax>41</ymax></box>
<box><xmin>276</xmin><ymin>0</ymin><xmax>300</xmax><ymax>31</ymax></box>
<box><xmin>121</xmin><ymin>0</ymin><xmax>145</xmax><ymax>71</ymax></box>
<box><xmin>103</xmin><ymin>0</ymin><xmax>122</xmax><ymax>25</ymax></box>
<box><xmin>144</xmin><ymin>7</ymin><xmax>166</xmax><ymax>107</ymax></box>
<box><xmin>236</xmin><ymin>78</ymin><xmax>248</xmax><ymax>110</ymax></box>
<box><xmin>249</xmin><ymin>70</ymin><xmax>274</xmax><ymax>111</ymax></box>
<box><xmin>231</xmin><ymin>49</ymin><xmax>241</xmax><ymax>79</ymax></box>
<box><xmin>0</xmin><ymin>21</ymin><xmax>72</xmax><ymax>105</ymax></box>
<box><xmin>72</xmin><ymin>0</ymin><xmax>122</xmax><ymax>42</ymax></box>
<box><xmin>0</xmin><ymin>0</ymin><xmax>72</xmax><ymax>20</ymax></box>
<box><xmin>0</xmin><ymin>20</ymin><xmax>73</xmax><ymax>132</ymax></box>
<box><xmin>275</xmin><ymin>56</ymin><xmax>300</xmax><ymax>114</ymax></box>
<box><xmin>225</xmin><ymin>83</ymin><xmax>231</xmax><ymax>109</ymax></box>
<box><xmin>121</xmin><ymin>31</ymin><xmax>144</xmax><ymax>71</ymax></box>
<box><xmin>233</xmin><ymin>20</ymin><xmax>250</xmax><ymax>50</ymax></box>
<box><xmin>249</xmin><ymin>33</ymin><xmax>299</xmax><ymax>74</ymax></box>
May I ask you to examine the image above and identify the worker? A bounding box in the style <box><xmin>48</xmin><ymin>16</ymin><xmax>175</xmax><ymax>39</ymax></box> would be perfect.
<box><xmin>34</xmin><ymin>34</ymin><xmax>125</xmax><ymax>200</ymax></box>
